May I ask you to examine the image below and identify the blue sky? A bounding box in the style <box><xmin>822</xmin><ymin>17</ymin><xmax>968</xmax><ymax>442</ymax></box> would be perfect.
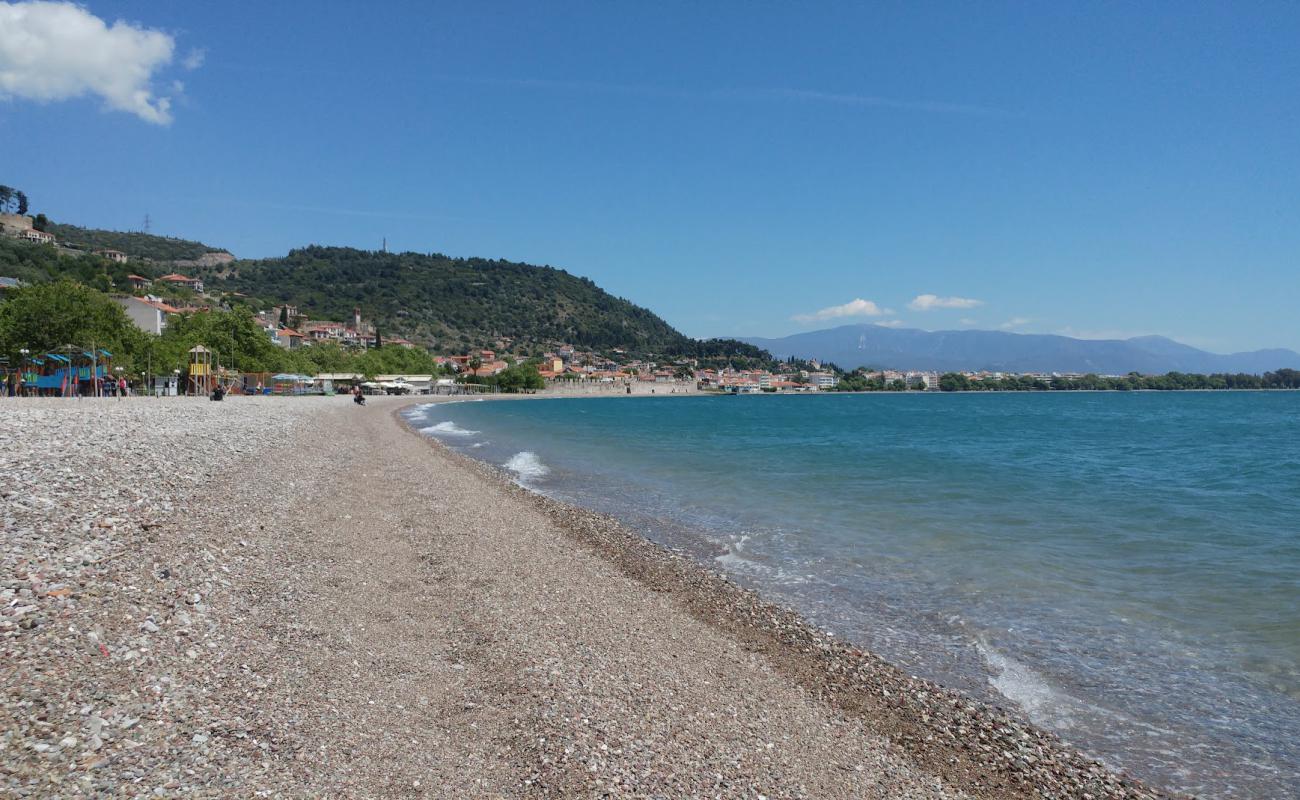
<box><xmin>2</xmin><ymin>1</ymin><xmax>1298</xmax><ymax>352</ymax></box>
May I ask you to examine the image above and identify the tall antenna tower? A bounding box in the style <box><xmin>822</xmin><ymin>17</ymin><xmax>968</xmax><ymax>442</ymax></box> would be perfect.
<box><xmin>142</xmin><ymin>213</ymin><xmax>152</xmax><ymax>234</ymax></box>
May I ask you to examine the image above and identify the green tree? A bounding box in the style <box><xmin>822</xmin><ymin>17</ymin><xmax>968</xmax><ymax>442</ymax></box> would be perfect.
<box><xmin>279</xmin><ymin>305</ymin><xmax>289</xmax><ymax>327</ymax></box>
<box><xmin>938</xmin><ymin>372</ymin><xmax>970</xmax><ymax>392</ymax></box>
<box><xmin>0</xmin><ymin>279</ymin><xmax>145</xmax><ymax>368</ymax></box>
<box><xmin>154</xmin><ymin>308</ymin><xmax>289</xmax><ymax>374</ymax></box>
<box><xmin>495</xmin><ymin>363</ymin><xmax>545</xmax><ymax>393</ymax></box>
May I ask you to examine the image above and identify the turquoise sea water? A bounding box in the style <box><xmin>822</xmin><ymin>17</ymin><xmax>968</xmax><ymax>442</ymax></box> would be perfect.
<box><xmin>407</xmin><ymin>392</ymin><xmax>1300</xmax><ymax>798</ymax></box>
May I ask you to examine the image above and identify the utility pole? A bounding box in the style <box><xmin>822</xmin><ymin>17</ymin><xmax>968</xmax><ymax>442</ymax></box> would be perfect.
<box><xmin>142</xmin><ymin>213</ymin><xmax>151</xmax><ymax>234</ymax></box>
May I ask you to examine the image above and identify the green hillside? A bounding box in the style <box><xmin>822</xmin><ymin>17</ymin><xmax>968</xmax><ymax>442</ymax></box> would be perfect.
<box><xmin>3</xmin><ymin>230</ymin><xmax>770</xmax><ymax>363</ymax></box>
<box><xmin>206</xmin><ymin>246</ymin><xmax>717</xmax><ymax>354</ymax></box>
<box><xmin>48</xmin><ymin>223</ymin><xmax>227</xmax><ymax>262</ymax></box>
<box><xmin>0</xmin><ymin>235</ymin><xmax>128</xmax><ymax>291</ymax></box>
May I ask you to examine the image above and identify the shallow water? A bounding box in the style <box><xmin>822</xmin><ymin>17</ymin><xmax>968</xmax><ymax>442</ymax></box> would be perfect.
<box><xmin>408</xmin><ymin>392</ymin><xmax>1300</xmax><ymax>798</ymax></box>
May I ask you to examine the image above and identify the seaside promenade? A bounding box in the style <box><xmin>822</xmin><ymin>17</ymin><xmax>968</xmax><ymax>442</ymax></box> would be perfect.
<box><xmin>2</xmin><ymin>395</ymin><xmax>1166</xmax><ymax>798</ymax></box>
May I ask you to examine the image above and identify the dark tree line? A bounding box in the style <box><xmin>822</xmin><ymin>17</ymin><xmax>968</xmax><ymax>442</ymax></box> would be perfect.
<box><xmin>937</xmin><ymin>370</ymin><xmax>1300</xmax><ymax>392</ymax></box>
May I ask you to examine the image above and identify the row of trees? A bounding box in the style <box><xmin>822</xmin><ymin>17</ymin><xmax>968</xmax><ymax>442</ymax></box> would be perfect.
<box><xmin>829</xmin><ymin>372</ymin><xmax>915</xmax><ymax>392</ymax></box>
<box><xmin>0</xmin><ymin>279</ymin><xmax>456</xmax><ymax>383</ymax></box>
<box><xmin>460</xmin><ymin>362</ymin><xmax>546</xmax><ymax>393</ymax></box>
<box><xmin>937</xmin><ymin>371</ymin><xmax>1300</xmax><ymax>391</ymax></box>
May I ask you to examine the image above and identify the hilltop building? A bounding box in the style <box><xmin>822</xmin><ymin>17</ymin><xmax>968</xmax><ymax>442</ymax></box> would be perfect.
<box><xmin>19</xmin><ymin>228</ymin><xmax>55</xmax><ymax>244</ymax></box>
<box><xmin>157</xmin><ymin>273</ymin><xmax>204</xmax><ymax>292</ymax></box>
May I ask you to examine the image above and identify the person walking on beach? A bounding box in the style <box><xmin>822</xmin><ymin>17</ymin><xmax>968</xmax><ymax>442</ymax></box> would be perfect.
<box><xmin>117</xmin><ymin>375</ymin><xmax>128</xmax><ymax>399</ymax></box>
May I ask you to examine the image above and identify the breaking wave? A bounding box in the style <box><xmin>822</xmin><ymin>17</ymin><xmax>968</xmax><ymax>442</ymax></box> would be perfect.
<box><xmin>503</xmin><ymin>451</ymin><xmax>550</xmax><ymax>482</ymax></box>
<box><xmin>420</xmin><ymin>421</ymin><xmax>479</xmax><ymax>437</ymax></box>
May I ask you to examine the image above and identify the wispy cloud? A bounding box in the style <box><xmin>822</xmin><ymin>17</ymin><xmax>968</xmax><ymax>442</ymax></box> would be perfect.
<box><xmin>431</xmin><ymin>75</ymin><xmax>1011</xmax><ymax>117</ymax></box>
<box><xmin>757</xmin><ymin>88</ymin><xmax>1010</xmax><ymax>117</ymax></box>
<box><xmin>0</xmin><ymin>1</ymin><xmax>186</xmax><ymax>124</ymax></box>
<box><xmin>908</xmin><ymin>293</ymin><xmax>984</xmax><ymax>311</ymax></box>
<box><xmin>792</xmin><ymin>298</ymin><xmax>888</xmax><ymax>324</ymax></box>
<box><xmin>959</xmin><ymin>318</ymin><xmax>979</xmax><ymax>326</ymax></box>
<box><xmin>875</xmin><ymin>319</ymin><xmax>906</xmax><ymax>328</ymax></box>
<box><xmin>999</xmin><ymin>317</ymin><xmax>1033</xmax><ymax>330</ymax></box>
<box><xmin>182</xmin><ymin>47</ymin><xmax>206</xmax><ymax>71</ymax></box>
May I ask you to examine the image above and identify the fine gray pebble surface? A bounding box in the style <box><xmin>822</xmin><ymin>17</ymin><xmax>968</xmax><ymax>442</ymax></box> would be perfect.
<box><xmin>1</xmin><ymin>395</ymin><xmax>1177</xmax><ymax>799</ymax></box>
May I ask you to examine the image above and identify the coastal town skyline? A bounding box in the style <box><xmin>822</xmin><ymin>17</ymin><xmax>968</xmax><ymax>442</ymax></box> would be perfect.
<box><xmin>3</xmin><ymin>1</ymin><xmax>1299</xmax><ymax>353</ymax></box>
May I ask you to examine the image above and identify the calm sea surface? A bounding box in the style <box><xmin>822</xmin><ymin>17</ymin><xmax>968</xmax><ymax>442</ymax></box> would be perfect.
<box><xmin>407</xmin><ymin>392</ymin><xmax>1300</xmax><ymax>798</ymax></box>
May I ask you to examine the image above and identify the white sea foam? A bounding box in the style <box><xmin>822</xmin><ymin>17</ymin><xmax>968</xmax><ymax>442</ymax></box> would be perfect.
<box><xmin>420</xmin><ymin>421</ymin><xmax>479</xmax><ymax>437</ymax></box>
<box><xmin>712</xmin><ymin>533</ymin><xmax>808</xmax><ymax>586</ymax></box>
<box><xmin>977</xmin><ymin>640</ymin><xmax>1076</xmax><ymax>730</ymax></box>
<box><xmin>504</xmin><ymin>451</ymin><xmax>550</xmax><ymax>482</ymax></box>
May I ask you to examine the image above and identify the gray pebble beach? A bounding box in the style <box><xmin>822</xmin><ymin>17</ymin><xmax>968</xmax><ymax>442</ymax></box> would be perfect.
<box><xmin>2</xmin><ymin>395</ymin><xmax>1173</xmax><ymax>798</ymax></box>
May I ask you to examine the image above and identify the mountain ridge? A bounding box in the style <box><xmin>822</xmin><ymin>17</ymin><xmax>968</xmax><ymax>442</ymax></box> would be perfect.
<box><xmin>742</xmin><ymin>325</ymin><xmax>1300</xmax><ymax>375</ymax></box>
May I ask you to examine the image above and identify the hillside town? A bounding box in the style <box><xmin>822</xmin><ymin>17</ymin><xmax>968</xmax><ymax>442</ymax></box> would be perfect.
<box><xmin>6</xmin><ymin>209</ymin><xmax>1293</xmax><ymax>398</ymax></box>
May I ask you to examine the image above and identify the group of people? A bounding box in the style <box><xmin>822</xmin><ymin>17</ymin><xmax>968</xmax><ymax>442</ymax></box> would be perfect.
<box><xmin>4</xmin><ymin>374</ymin><xmax>131</xmax><ymax>398</ymax></box>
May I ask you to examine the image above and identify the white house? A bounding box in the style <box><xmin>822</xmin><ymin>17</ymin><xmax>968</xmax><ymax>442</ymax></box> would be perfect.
<box><xmin>20</xmin><ymin>228</ymin><xmax>55</xmax><ymax>244</ymax></box>
<box><xmin>114</xmin><ymin>295</ymin><xmax>177</xmax><ymax>335</ymax></box>
<box><xmin>807</xmin><ymin>372</ymin><xmax>839</xmax><ymax>390</ymax></box>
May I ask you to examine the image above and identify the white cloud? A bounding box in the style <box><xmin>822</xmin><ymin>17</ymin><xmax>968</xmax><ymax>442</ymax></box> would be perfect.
<box><xmin>792</xmin><ymin>298</ymin><xmax>887</xmax><ymax>324</ymax></box>
<box><xmin>999</xmin><ymin>317</ymin><xmax>1032</xmax><ymax>330</ymax></box>
<box><xmin>181</xmin><ymin>47</ymin><xmax>205</xmax><ymax>70</ymax></box>
<box><xmin>874</xmin><ymin>319</ymin><xmax>905</xmax><ymax>328</ymax></box>
<box><xmin>908</xmin><ymin>293</ymin><xmax>984</xmax><ymax>311</ymax></box>
<box><xmin>0</xmin><ymin>1</ymin><xmax>183</xmax><ymax>124</ymax></box>
<box><xmin>959</xmin><ymin>318</ymin><xmax>978</xmax><ymax>326</ymax></box>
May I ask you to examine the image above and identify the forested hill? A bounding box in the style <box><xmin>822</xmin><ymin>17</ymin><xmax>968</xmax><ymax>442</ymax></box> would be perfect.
<box><xmin>48</xmin><ymin>223</ymin><xmax>228</xmax><ymax>262</ymax></box>
<box><xmin>205</xmin><ymin>246</ymin><xmax>715</xmax><ymax>354</ymax></box>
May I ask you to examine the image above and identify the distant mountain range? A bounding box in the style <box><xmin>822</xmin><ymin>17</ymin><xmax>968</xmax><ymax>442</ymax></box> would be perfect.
<box><xmin>742</xmin><ymin>325</ymin><xmax>1300</xmax><ymax>375</ymax></box>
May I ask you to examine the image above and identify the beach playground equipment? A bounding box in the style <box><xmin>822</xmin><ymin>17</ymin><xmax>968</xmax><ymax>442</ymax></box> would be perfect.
<box><xmin>270</xmin><ymin>373</ymin><xmax>314</xmax><ymax>395</ymax></box>
<box><xmin>187</xmin><ymin>345</ymin><xmax>214</xmax><ymax>396</ymax></box>
<box><xmin>24</xmin><ymin>346</ymin><xmax>114</xmax><ymax>396</ymax></box>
